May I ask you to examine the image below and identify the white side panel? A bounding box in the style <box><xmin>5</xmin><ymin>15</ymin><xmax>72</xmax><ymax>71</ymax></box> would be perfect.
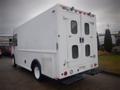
<box><xmin>14</xmin><ymin>7</ymin><xmax>58</xmax><ymax>51</ymax></box>
<box><xmin>15</xmin><ymin>50</ymin><xmax>57</xmax><ymax>78</ymax></box>
<box><xmin>14</xmin><ymin>6</ymin><xmax>59</xmax><ymax>79</ymax></box>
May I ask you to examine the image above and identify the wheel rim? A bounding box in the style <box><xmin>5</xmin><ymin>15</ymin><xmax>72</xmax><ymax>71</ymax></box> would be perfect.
<box><xmin>34</xmin><ymin>66</ymin><xmax>40</xmax><ymax>79</ymax></box>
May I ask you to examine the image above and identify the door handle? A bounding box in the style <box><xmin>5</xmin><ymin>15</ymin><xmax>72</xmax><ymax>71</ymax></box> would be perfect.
<box><xmin>79</xmin><ymin>37</ymin><xmax>82</xmax><ymax>43</ymax></box>
<box><xmin>82</xmin><ymin>38</ymin><xmax>84</xmax><ymax>43</ymax></box>
<box><xmin>79</xmin><ymin>37</ymin><xmax>84</xmax><ymax>43</ymax></box>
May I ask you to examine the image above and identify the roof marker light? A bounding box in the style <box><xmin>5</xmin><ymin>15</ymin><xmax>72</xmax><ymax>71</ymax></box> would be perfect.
<box><xmin>79</xmin><ymin>11</ymin><xmax>82</xmax><ymax>14</ymax></box>
<box><xmin>83</xmin><ymin>12</ymin><xmax>86</xmax><ymax>15</ymax></box>
<box><xmin>91</xmin><ymin>14</ymin><xmax>95</xmax><ymax>17</ymax></box>
<box><xmin>62</xmin><ymin>6</ymin><xmax>69</xmax><ymax>11</ymax></box>
<box><xmin>87</xmin><ymin>12</ymin><xmax>91</xmax><ymax>16</ymax></box>
<box><xmin>75</xmin><ymin>10</ymin><xmax>77</xmax><ymax>13</ymax></box>
<box><xmin>70</xmin><ymin>7</ymin><xmax>74</xmax><ymax>11</ymax></box>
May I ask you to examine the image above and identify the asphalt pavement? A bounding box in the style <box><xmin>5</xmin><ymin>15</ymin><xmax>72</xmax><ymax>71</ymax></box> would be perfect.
<box><xmin>0</xmin><ymin>57</ymin><xmax>120</xmax><ymax>90</ymax></box>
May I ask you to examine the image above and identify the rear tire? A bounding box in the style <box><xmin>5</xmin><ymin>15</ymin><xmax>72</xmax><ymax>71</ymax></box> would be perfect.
<box><xmin>12</xmin><ymin>56</ymin><xmax>17</xmax><ymax>67</ymax></box>
<box><xmin>33</xmin><ymin>64</ymin><xmax>42</xmax><ymax>81</ymax></box>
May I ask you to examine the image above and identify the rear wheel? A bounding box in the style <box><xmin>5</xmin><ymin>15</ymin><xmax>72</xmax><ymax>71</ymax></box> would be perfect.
<box><xmin>12</xmin><ymin>56</ymin><xmax>17</xmax><ymax>67</ymax></box>
<box><xmin>33</xmin><ymin>64</ymin><xmax>42</xmax><ymax>81</ymax></box>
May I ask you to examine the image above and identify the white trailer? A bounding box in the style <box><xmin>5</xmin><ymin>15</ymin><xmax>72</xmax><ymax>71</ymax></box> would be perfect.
<box><xmin>12</xmin><ymin>4</ymin><xmax>98</xmax><ymax>80</ymax></box>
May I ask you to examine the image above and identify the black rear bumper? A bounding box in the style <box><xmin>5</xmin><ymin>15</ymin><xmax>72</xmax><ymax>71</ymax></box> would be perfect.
<box><xmin>85</xmin><ymin>68</ymin><xmax>99</xmax><ymax>75</ymax></box>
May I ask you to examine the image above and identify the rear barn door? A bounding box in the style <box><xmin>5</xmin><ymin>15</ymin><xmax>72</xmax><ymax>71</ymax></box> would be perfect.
<box><xmin>81</xmin><ymin>14</ymin><xmax>97</xmax><ymax>63</ymax></box>
<box><xmin>63</xmin><ymin>12</ymin><xmax>83</xmax><ymax>67</ymax></box>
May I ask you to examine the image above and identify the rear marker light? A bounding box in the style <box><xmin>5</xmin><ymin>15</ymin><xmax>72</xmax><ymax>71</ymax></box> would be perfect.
<box><xmin>94</xmin><ymin>63</ymin><xmax>97</xmax><ymax>67</ymax></box>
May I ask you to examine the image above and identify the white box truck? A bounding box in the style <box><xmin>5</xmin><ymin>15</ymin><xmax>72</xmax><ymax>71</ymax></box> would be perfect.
<box><xmin>12</xmin><ymin>4</ymin><xmax>98</xmax><ymax>80</ymax></box>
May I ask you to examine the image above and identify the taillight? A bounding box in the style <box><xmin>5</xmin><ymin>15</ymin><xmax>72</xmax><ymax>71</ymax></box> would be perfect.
<box><xmin>64</xmin><ymin>71</ymin><xmax>68</xmax><ymax>76</ymax></box>
<box><xmin>94</xmin><ymin>63</ymin><xmax>97</xmax><ymax>67</ymax></box>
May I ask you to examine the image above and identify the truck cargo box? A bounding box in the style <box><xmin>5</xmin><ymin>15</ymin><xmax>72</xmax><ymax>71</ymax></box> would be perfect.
<box><xmin>12</xmin><ymin>4</ymin><xmax>98</xmax><ymax>80</ymax></box>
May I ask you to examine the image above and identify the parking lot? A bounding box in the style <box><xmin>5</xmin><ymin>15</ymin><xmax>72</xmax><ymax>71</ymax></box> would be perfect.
<box><xmin>0</xmin><ymin>57</ymin><xmax>120</xmax><ymax>90</ymax></box>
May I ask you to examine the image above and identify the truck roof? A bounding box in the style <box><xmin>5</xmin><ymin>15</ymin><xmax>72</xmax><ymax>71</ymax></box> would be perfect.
<box><xmin>14</xmin><ymin>4</ymin><xmax>95</xmax><ymax>32</ymax></box>
<box><xmin>58</xmin><ymin>4</ymin><xmax>95</xmax><ymax>17</ymax></box>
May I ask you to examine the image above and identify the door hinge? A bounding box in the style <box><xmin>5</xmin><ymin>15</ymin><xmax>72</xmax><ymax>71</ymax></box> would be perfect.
<box><xmin>63</xmin><ymin>16</ymin><xmax>68</xmax><ymax>20</ymax></box>
<box><xmin>90</xmin><ymin>22</ymin><xmax>94</xmax><ymax>25</ymax></box>
<box><xmin>90</xmin><ymin>55</ymin><xmax>96</xmax><ymax>58</ymax></box>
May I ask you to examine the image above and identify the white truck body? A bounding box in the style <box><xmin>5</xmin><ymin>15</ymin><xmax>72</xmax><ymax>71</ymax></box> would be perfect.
<box><xmin>13</xmin><ymin>4</ymin><xmax>98</xmax><ymax>79</ymax></box>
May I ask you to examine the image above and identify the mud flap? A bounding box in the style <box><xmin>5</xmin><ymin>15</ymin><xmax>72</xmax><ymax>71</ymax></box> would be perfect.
<box><xmin>59</xmin><ymin>74</ymin><xmax>84</xmax><ymax>85</ymax></box>
<box><xmin>85</xmin><ymin>68</ymin><xmax>99</xmax><ymax>75</ymax></box>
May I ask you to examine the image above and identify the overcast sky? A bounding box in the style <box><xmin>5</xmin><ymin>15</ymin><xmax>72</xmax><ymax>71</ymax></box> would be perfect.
<box><xmin>0</xmin><ymin>0</ymin><xmax>120</xmax><ymax>35</ymax></box>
